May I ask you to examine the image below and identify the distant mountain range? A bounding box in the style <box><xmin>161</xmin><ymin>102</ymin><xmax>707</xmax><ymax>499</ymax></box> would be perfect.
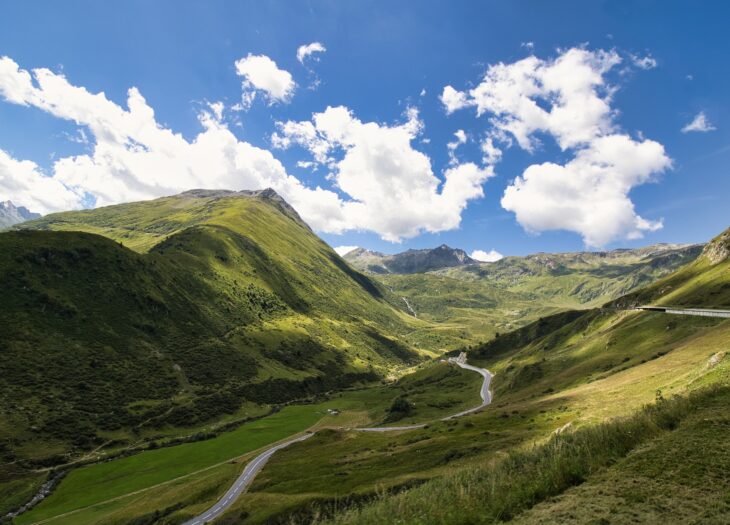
<box><xmin>345</xmin><ymin>242</ymin><xmax>702</xmax><ymax>276</ymax></box>
<box><xmin>344</xmin><ymin>244</ymin><xmax>476</xmax><ymax>274</ymax></box>
<box><xmin>346</xmin><ymin>241</ymin><xmax>703</xmax><ymax>346</ymax></box>
<box><xmin>0</xmin><ymin>200</ymin><xmax>40</xmax><ymax>228</ymax></box>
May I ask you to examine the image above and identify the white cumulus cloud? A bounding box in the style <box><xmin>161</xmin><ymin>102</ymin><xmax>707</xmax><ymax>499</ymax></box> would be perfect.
<box><xmin>334</xmin><ymin>245</ymin><xmax>358</xmax><ymax>256</ymax></box>
<box><xmin>0</xmin><ymin>55</ymin><xmax>340</xmax><ymax>228</ymax></box>
<box><xmin>234</xmin><ymin>53</ymin><xmax>295</xmax><ymax>109</ymax></box>
<box><xmin>470</xmin><ymin>249</ymin><xmax>503</xmax><ymax>262</ymax></box>
<box><xmin>443</xmin><ymin>47</ymin><xmax>670</xmax><ymax>247</ymax></box>
<box><xmin>0</xmin><ymin>148</ymin><xmax>81</xmax><ymax>214</ymax></box>
<box><xmin>440</xmin><ymin>85</ymin><xmax>470</xmax><ymax>114</ymax></box>
<box><xmin>297</xmin><ymin>42</ymin><xmax>326</xmax><ymax>64</ymax></box>
<box><xmin>0</xmin><ymin>56</ymin><xmax>492</xmax><ymax>244</ymax></box>
<box><xmin>681</xmin><ymin>111</ymin><xmax>716</xmax><ymax>133</ymax></box>
<box><xmin>501</xmin><ymin>134</ymin><xmax>669</xmax><ymax>247</ymax></box>
<box><xmin>273</xmin><ymin>106</ymin><xmax>494</xmax><ymax>242</ymax></box>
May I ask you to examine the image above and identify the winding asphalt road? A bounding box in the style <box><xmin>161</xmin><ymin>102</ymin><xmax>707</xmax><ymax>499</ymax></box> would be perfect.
<box><xmin>357</xmin><ymin>357</ymin><xmax>493</xmax><ymax>431</ymax></box>
<box><xmin>182</xmin><ymin>432</ymin><xmax>314</xmax><ymax>525</ymax></box>
<box><xmin>183</xmin><ymin>357</ymin><xmax>493</xmax><ymax>524</ymax></box>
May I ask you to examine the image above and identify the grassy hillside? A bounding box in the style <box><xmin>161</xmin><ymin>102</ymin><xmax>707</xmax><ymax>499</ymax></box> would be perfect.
<box><xmin>1</xmin><ymin>190</ymin><xmax>434</xmax><ymax>514</ymax></box>
<box><xmin>373</xmin><ymin>244</ymin><xmax>701</xmax><ymax>344</ymax></box>
<box><xmin>5</xmin><ymin>196</ymin><xmax>725</xmax><ymax>524</ymax></box>
<box><xmin>179</xmin><ymin>229</ymin><xmax>727</xmax><ymax>525</ymax></box>
<box><xmin>13</xmin><ymin>362</ymin><xmax>481</xmax><ymax>524</ymax></box>
<box><xmin>300</xmin><ymin>228</ymin><xmax>729</xmax><ymax>525</ymax></box>
<box><xmin>612</xmin><ymin>226</ymin><xmax>730</xmax><ymax>308</ymax></box>
<box><xmin>323</xmin><ymin>385</ymin><xmax>730</xmax><ymax>525</ymax></box>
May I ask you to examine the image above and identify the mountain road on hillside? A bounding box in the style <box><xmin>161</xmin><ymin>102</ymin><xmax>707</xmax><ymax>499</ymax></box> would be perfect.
<box><xmin>183</xmin><ymin>355</ymin><xmax>493</xmax><ymax>524</ymax></box>
<box><xmin>182</xmin><ymin>433</ymin><xmax>314</xmax><ymax>525</ymax></box>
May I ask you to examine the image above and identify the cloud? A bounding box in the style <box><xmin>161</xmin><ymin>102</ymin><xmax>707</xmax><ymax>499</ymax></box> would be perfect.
<box><xmin>443</xmin><ymin>47</ymin><xmax>670</xmax><ymax>246</ymax></box>
<box><xmin>207</xmin><ymin>101</ymin><xmax>224</xmax><ymax>121</ymax></box>
<box><xmin>0</xmin><ymin>148</ymin><xmax>81</xmax><ymax>214</ymax></box>
<box><xmin>0</xmin><ymin>56</ymin><xmax>492</xmax><ymax>243</ymax></box>
<box><xmin>630</xmin><ymin>53</ymin><xmax>657</xmax><ymax>70</ymax></box>
<box><xmin>470</xmin><ymin>249</ymin><xmax>503</xmax><ymax>262</ymax></box>
<box><xmin>273</xmin><ymin>106</ymin><xmax>494</xmax><ymax>241</ymax></box>
<box><xmin>234</xmin><ymin>53</ymin><xmax>295</xmax><ymax>109</ymax></box>
<box><xmin>447</xmin><ymin>129</ymin><xmax>467</xmax><ymax>165</ymax></box>
<box><xmin>501</xmin><ymin>134</ymin><xmax>669</xmax><ymax>247</ymax></box>
<box><xmin>681</xmin><ymin>111</ymin><xmax>716</xmax><ymax>133</ymax></box>
<box><xmin>480</xmin><ymin>135</ymin><xmax>502</xmax><ymax>164</ymax></box>
<box><xmin>459</xmin><ymin>48</ymin><xmax>621</xmax><ymax>151</ymax></box>
<box><xmin>334</xmin><ymin>245</ymin><xmax>358</xmax><ymax>256</ymax></box>
<box><xmin>297</xmin><ymin>42</ymin><xmax>326</xmax><ymax>64</ymax></box>
<box><xmin>0</xmin><ymin>55</ymin><xmax>343</xmax><ymax>229</ymax></box>
<box><xmin>440</xmin><ymin>85</ymin><xmax>471</xmax><ymax>114</ymax></box>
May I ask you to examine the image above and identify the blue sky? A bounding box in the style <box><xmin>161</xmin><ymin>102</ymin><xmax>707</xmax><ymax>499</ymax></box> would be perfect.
<box><xmin>0</xmin><ymin>1</ymin><xmax>727</xmax><ymax>257</ymax></box>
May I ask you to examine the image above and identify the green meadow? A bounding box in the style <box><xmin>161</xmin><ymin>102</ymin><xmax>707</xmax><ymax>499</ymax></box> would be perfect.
<box><xmin>16</xmin><ymin>361</ymin><xmax>482</xmax><ymax>524</ymax></box>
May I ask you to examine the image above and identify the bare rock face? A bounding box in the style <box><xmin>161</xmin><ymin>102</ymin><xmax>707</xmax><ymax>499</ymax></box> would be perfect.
<box><xmin>0</xmin><ymin>200</ymin><xmax>41</xmax><ymax>228</ymax></box>
<box><xmin>344</xmin><ymin>244</ymin><xmax>477</xmax><ymax>274</ymax></box>
<box><xmin>701</xmin><ymin>227</ymin><xmax>730</xmax><ymax>265</ymax></box>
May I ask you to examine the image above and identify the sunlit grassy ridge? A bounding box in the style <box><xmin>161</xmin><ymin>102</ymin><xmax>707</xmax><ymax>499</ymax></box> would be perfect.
<box><xmin>612</xmin><ymin>227</ymin><xmax>730</xmax><ymax>308</ymax></box>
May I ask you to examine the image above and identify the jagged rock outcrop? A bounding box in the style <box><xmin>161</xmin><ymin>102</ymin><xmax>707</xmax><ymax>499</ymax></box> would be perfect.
<box><xmin>0</xmin><ymin>200</ymin><xmax>40</xmax><ymax>228</ymax></box>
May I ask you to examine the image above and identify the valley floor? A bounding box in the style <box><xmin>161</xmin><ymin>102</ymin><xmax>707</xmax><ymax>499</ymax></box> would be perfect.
<box><xmin>7</xmin><ymin>313</ymin><xmax>730</xmax><ymax>525</ymax></box>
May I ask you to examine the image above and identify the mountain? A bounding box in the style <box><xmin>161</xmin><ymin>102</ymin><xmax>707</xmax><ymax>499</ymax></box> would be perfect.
<box><xmin>307</xmin><ymin>227</ymin><xmax>730</xmax><ymax>525</ymax></box>
<box><xmin>344</xmin><ymin>244</ymin><xmax>476</xmax><ymax>274</ymax></box>
<box><xmin>0</xmin><ymin>200</ymin><xmax>40</xmax><ymax>228</ymax></box>
<box><xmin>6</xmin><ymin>207</ymin><xmax>727</xmax><ymax>524</ymax></box>
<box><xmin>612</xmin><ymin>226</ymin><xmax>730</xmax><ymax>308</ymax></box>
<box><xmin>367</xmin><ymin>243</ymin><xmax>702</xmax><ymax>346</ymax></box>
<box><xmin>1</xmin><ymin>189</ymin><xmax>424</xmax><ymax>470</ymax></box>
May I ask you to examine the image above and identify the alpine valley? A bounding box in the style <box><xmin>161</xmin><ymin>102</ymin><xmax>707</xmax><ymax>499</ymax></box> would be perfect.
<box><xmin>1</xmin><ymin>189</ymin><xmax>728</xmax><ymax>525</ymax></box>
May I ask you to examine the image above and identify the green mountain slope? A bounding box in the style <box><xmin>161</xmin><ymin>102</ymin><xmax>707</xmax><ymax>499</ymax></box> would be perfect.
<box><xmin>246</xmin><ymin>228</ymin><xmax>728</xmax><ymax>525</ymax></box>
<box><xmin>372</xmin><ymin>244</ymin><xmax>701</xmax><ymax>345</ymax></box>
<box><xmin>192</xmin><ymin>228</ymin><xmax>730</xmax><ymax>523</ymax></box>
<box><xmin>1</xmin><ymin>190</ymin><xmax>427</xmax><ymax>483</ymax></box>
<box><xmin>612</xmin><ymin>227</ymin><xmax>730</xmax><ymax>308</ymax></box>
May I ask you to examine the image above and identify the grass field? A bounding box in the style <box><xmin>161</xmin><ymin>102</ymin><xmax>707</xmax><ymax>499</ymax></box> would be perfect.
<box><xmin>16</xmin><ymin>405</ymin><xmax>323</xmax><ymax>524</ymax></box>
<box><xmin>14</xmin><ymin>361</ymin><xmax>481</xmax><ymax>524</ymax></box>
<box><xmin>513</xmin><ymin>387</ymin><xmax>730</xmax><ymax>524</ymax></box>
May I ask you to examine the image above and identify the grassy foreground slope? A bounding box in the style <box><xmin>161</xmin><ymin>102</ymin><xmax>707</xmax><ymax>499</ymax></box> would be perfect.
<box><xmin>1</xmin><ymin>189</ymin><xmax>431</xmax><ymax>514</ymax></box>
<box><xmin>324</xmin><ymin>385</ymin><xmax>730</xmax><ymax>525</ymax></box>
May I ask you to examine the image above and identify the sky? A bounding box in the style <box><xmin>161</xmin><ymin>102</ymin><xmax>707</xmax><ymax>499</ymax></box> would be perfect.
<box><xmin>0</xmin><ymin>1</ymin><xmax>728</xmax><ymax>258</ymax></box>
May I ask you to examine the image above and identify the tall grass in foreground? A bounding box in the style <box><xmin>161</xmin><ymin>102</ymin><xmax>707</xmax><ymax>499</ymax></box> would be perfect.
<box><xmin>319</xmin><ymin>386</ymin><xmax>725</xmax><ymax>525</ymax></box>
